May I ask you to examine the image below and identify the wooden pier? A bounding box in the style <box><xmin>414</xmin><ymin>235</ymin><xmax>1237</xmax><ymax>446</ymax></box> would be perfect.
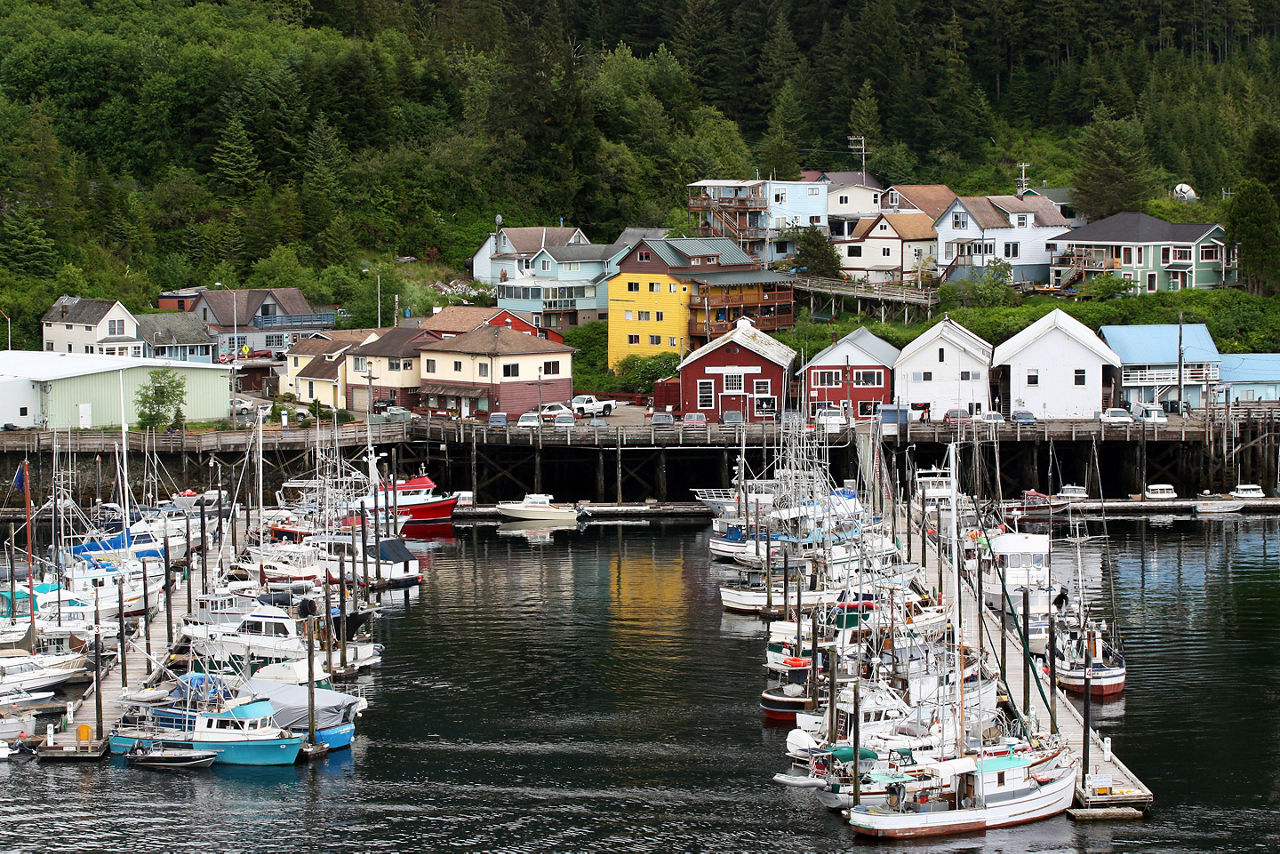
<box><xmin>920</xmin><ymin>517</ymin><xmax>1153</xmax><ymax>814</ymax></box>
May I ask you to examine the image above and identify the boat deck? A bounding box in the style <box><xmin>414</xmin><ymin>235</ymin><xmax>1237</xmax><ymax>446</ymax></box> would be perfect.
<box><xmin>916</xmin><ymin>515</ymin><xmax>1153</xmax><ymax>813</ymax></box>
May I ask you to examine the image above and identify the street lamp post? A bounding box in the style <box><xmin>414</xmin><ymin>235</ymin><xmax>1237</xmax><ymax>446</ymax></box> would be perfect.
<box><xmin>363</xmin><ymin>268</ymin><xmax>382</xmax><ymax>327</ymax></box>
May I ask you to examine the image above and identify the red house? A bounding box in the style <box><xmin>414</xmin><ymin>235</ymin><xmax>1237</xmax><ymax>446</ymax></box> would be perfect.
<box><xmin>799</xmin><ymin>327</ymin><xmax>901</xmax><ymax>418</ymax></box>
<box><xmin>677</xmin><ymin>317</ymin><xmax>796</xmax><ymax>422</ymax></box>
<box><xmin>416</xmin><ymin>306</ymin><xmax>564</xmax><ymax>343</ymax></box>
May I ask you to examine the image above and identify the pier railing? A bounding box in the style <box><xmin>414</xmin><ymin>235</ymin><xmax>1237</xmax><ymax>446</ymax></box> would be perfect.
<box><xmin>0</xmin><ymin>421</ymin><xmax>411</xmax><ymax>454</ymax></box>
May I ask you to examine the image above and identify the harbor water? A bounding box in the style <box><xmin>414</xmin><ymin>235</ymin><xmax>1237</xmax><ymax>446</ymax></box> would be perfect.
<box><xmin>0</xmin><ymin>517</ymin><xmax>1276</xmax><ymax>852</ymax></box>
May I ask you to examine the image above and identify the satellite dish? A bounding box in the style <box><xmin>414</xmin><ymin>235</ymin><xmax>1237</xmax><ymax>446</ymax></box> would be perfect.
<box><xmin>495</xmin><ymin>214</ymin><xmax>503</xmax><ymax>228</ymax></box>
<box><xmin>1174</xmin><ymin>183</ymin><xmax>1198</xmax><ymax>201</ymax></box>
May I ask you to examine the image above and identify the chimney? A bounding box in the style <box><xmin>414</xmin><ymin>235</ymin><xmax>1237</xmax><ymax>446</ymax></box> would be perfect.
<box><xmin>832</xmin><ymin>331</ymin><xmax>838</xmax><ymax>345</ymax></box>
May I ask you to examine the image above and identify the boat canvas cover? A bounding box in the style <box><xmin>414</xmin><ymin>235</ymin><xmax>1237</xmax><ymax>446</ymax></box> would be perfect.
<box><xmin>241</xmin><ymin>678</ymin><xmax>360</xmax><ymax>730</ymax></box>
<box><xmin>378</xmin><ymin>538</ymin><xmax>415</xmax><ymax>564</ymax></box>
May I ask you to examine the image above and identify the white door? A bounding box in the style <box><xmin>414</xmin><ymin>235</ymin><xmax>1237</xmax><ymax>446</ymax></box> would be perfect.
<box><xmin>78</xmin><ymin>403</ymin><xmax>92</xmax><ymax>429</ymax></box>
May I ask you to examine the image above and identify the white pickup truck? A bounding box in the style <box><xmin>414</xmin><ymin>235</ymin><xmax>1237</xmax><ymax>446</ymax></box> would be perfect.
<box><xmin>571</xmin><ymin>395</ymin><xmax>617</xmax><ymax>417</ymax></box>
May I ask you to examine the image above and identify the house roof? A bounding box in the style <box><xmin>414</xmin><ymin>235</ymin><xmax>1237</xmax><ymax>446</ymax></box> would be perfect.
<box><xmin>802</xmin><ymin>327</ymin><xmax>901</xmax><ymax>371</ymax></box>
<box><xmin>1099</xmin><ymin>323</ymin><xmax>1221</xmax><ymax>364</ymax></box>
<box><xmin>682</xmin><ymin>270</ymin><xmax>795</xmax><ymax>287</ymax></box>
<box><xmin>1026</xmin><ymin>186</ymin><xmax>1075</xmax><ymax>205</ymax></box>
<box><xmin>42</xmin><ymin>296</ymin><xmax>123</xmax><ymax>325</ymax></box>
<box><xmin>349</xmin><ymin>325</ymin><xmax>436</xmax><ymax>358</ymax></box>
<box><xmin>1220</xmin><ymin>353</ymin><xmax>1280</xmax><ymax>384</ymax></box>
<box><xmin>0</xmin><ymin>350</ymin><xmax>228</xmax><ymax>382</ymax></box>
<box><xmin>850</xmin><ymin>218</ymin><xmax>878</xmax><ymax>239</ymax></box>
<box><xmin>804</xmin><ymin>170</ymin><xmax>884</xmax><ymax>189</ymax></box>
<box><xmin>286</xmin><ymin>330</ymin><xmax>379</xmax><ymax>357</ymax></box>
<box><xmin>642</xmin><ymin>237</ymin><xmax>757</xmax><ymax>267</ymax></box>
<box><xmin>296</xmin><ymin>350</ymin><xmax>352</xmax><ymax>381</ymax></box>
<box><xmin>615</xmin><ymin>227</ymin><xmax>668</xmax><ymax>246</ymax></box>
<box><xmin>881</xmin><ymin>213</ymin><xmax>937</xmax><ymax>240</ymax></box>
<box><xmin>417</xmin><ymin>306</ymin><xmax>514</xmax><ymax>334</ymax></box>
<box><xmin>896</xmin><ymin>316</ymin><xmax>992</xmax><ymax>365</ymax></box>
<box><xmin>885</xmin><ymin>185</ymin><xmax>958</xmax><ymax>219</ymax></box>
<box><xmin>955</xmin><ymin>197</ymin><xmax>1012</xmax><ymax>230</ymax></box>
<box><xmin>988</xmin><ymin>195</ymin><xmax>1070</xmax><ymax>227</ymax></box>
<box><xmin>197</xmin><ymin>288</ymin><xmax>315</xmax><ymax>326</ymax></box>
<box><xmin>417</xmin><ymin>325</ymin><xmax>574</xmax><ymax>357</ymax></box>
<box><xmin>135</xmin><ymin>313</ymin><xmax>217</xmax><ymax>347</ymax></box>
<box><xmin>991</xmin><ymin>309</ymin><xmax>1120</xmax><ymax>367</ymax></box>
<box><xmin>678</xmin><ymin>316</ymin><xmax>796</xmax><ymax>371</ymax></box>
<box><xmin>1053</xmin><ymin>212</ymin><xmax>1219</xmax><ymax>245</ymax></box>
<box><xmin>497</xmin><ymin>227</ymin><xmax>583</xmax><ymax>256</ymax></box>
<box><xmin>541</xmin><ymin>244</ymin><xmax>624</xmax><ymax>263</ymax></box>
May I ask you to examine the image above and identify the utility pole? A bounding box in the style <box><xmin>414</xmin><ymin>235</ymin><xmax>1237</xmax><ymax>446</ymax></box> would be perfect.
<box><xmin>847</xmin><ymin>135</ymin><xmax>867</xmax><ymax>179</ymax></box>
<box><xmin>1016</xmin><ymin>162</ymin><xmax>1030</xmax><ymax>196</ymax></box>
<box><xmin>363</xmin><ymin>365</ymin><xmax>379</xmax><ymax>418</ymax></box>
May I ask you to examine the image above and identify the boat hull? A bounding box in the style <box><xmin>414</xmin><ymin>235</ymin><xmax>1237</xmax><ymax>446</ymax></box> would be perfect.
<box><xmin>495</xmin><ymin>505</ymin><xmax>581</xmax><ymax>523</ymax></box>
<box><xmin>110</xmin><ymin>733</ymin><xmax>302</xmax><ymax>765</ymax></box>
<box><xmin>1056</xmin><ymin>667</ymin><xmax>1126</xmax><ymax>696</ymax></box>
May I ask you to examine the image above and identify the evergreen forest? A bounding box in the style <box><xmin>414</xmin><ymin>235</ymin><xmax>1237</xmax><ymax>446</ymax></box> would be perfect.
<box><xmin>3</xmin><ymin>0</ymin><xmax>1280</xmax><ymax>350</ymax></box>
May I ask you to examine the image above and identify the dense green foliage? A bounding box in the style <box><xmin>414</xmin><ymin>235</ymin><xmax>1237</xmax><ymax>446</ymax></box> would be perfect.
<box><xmin>4</xmin><ymin>0</ymin><xmax>1280</xmax><ymax>350</ymax></box>
<box><xmin>564</xmin><ymin>322</ymin><xmax>680</xmax><ymax>393</ymax></box>
<box><xmin>134</xmin><ymin>367</ymin><xmax>187</xmax><ymax>428</ymax></box>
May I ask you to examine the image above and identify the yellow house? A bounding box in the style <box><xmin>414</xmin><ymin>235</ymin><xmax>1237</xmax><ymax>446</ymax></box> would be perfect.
<box><xmin>286</xmin><ymin>330</ymin><xmax>379</xmax><ymax>409</ymax></box>
<box><xmin>607</xmin><ymin>238</ymin><xmax>794</xmax><ymax>370</ymax></box>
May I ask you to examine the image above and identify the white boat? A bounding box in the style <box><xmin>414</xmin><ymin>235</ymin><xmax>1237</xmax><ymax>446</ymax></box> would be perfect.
<box><xmin>495</xmin><ymin>494</ymin><xmax>584</xmax><ymax>523</ymax></box>
<box><xmin>1144</xmin><ymin>483</ymin><xmax>1178</xmax><ymax>500</ymax></box>
<box><xmin>0</xmin><ymin>651</ymin><xmax>79</xmax><ymax>692</ymax></box>
<box><xmin>1194</xmin><ymin>495</ymin><xmax>1245</xmax><ymax>514</ymax></box>
<box><xmin>1231</xmin><ymin>484</ymin><xmax>1266</xmax><ymax>500</ymax></box>
<box><xmin>847</xmin><ymin>752</ymin><xmax>1076</xmax><ymax>838</ymax></box>
<box><xmin>1054</xmin><ymin>484</ymin><xmax>1089</xmax><ymax>502</ymax></box>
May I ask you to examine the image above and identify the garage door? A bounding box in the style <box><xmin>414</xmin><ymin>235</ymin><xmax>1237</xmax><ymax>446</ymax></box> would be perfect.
<box><xmin>349</xmin><ymin>386</ymin><xmax>369</xmax><ymax>413</ymax></box>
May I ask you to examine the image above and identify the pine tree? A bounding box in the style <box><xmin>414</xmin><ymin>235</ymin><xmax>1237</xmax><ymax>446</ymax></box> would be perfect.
<box><xmin>301</xmin><ymin>114</ymin><xmax>348</xmax><ymax>234</ymax></box>
<box><xmin>1072</xmin><ymin>107</ymin><xmax>1160</xmax><ymax>221</ymax></box>
<box><xmin>0</xmin><ymin>206</ymin><xmax>59</xmax><ymax>278</ymax></box>
<box><xmin>1244</xmin><ymin>122</ymin><xmax>1280</xmax><ymax>208</ymax></box>
<box><xmin>757</xmin><ymin>8</ymin><xmax>801</xmax><ymax>105</ymax></box>
<box><xmin>848</xmin><ymin>80</ymin><xmax>883</xmax><ymax>152</ymax></box>
<box><xmin>1225</xmin><ymin>178</ymin><xmax>1280</xmax><ymax>295</ymax></box>
<box><xmin>212</xmin><ymin>116</ymin><xmax>263</xmax><ymax>199</ymax></box>
<box><xmin>758</xmin><ymin>80</ymin><xmax>803</xmax><ymax>180</ymax></box>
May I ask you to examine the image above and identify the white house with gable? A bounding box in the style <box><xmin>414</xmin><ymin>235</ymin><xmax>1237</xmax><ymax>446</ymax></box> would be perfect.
<box><xmin>934</xmin><ymin>195</ymin><xmax>1069</xmax><ymax>284</ymax></box>
<box><xmin>893</xmin><ymin>316</ymin><xmax>992</xmax><ymax>420</ymax></box>
<box><xmin>991</xmin><ymin>309</ymin><xmax>1120</xmax><ymax>418</ymax></box>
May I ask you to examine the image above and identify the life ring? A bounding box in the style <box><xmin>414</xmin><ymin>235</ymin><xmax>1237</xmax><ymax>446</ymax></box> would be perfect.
<box><xmin>783</xmin><ymin>657</ymin><xmax>811</xmax><ymax>668</ymax></box>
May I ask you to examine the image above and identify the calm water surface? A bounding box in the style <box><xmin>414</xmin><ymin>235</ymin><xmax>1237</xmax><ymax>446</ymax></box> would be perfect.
<box><xmin>0</xmin><ymin>517</ymin><xmax>1276</xmax><ymax>852</ymax></box>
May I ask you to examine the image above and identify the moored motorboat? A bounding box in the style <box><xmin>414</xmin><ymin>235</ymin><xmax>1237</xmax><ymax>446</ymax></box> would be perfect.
<box><xmin>1193</xmin><ymin>493</ymin><xmax>1245</xmax><ymax>514</ymax></box>
<box><xmin>495</xmin><ymin>494</ymin><xmax>584</xmax><ymax>523</ymax></box>
<box><xmin>124</xmin><ymin>743</ymin><xmax>217</xmax><ymax>769</ymax></box>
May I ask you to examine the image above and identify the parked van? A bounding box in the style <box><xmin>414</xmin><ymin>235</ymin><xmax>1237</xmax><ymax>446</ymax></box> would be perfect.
<box><xmin>1130</xmin><ymin>402</ymin><xmax>1168</xmax><ymax>424</ymax></box>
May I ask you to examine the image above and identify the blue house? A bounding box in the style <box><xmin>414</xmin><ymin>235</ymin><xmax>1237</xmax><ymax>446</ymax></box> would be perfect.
<box><xmin>1099</xmin><ymin>323</ymin><xmax>1221</xmax><ymax>408</ymax></box>
<box><xmin>495</xmin><ymin>242</ymin><xmax>629</xmax><ymax>332</ymax></box>
<box><xmin>687</xmin><ymin>179</ymin><xmax>829</xmax><ymax>263</ymax></box>
<box><xmin>136</xmin><ymin>313</ymin><xmax>217</xmax><ymax>363</ymax></box>
<box><xmin>1219</xmin><ymin>353</ymin><xmax>1280</xmax><ymax>403</ymax></box>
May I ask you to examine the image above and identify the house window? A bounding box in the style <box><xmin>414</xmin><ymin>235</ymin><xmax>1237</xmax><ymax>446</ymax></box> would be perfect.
<box><xmin>853</xmin><ymin>370</ymin><xmax>882</xmax><ymax>386</ymax></box>
<box><xmin>872</xmin><ymin>193</ymin><xmax>880</xmax><ymax>205</ymax></box>
<box><xmin>911</xmin><ymin>372</ymin><xmax>922</xmax><ymax>381</ymax></box>
<box><xmin>1027</xmin><ymin>369</ymin><xmax>1039</xmax><ymax>386</ymax></box>
<box><xmin>952</xmin><ymin>212</ymin><xmax>968</xmax><ymax>229</ymax></box>
<box><xmin>307</xmin><ymin>381</ymin><xmax>314</xmax><ymax>397</ymax></box>
<box><xmin>649</xmin><ymin>282</ymin><xmax>659</xmax><ymax>292</ymax></box>
<box><xmin>543</xmin><ymin>360</ymin><xmax>560</xmax><ymax>375</ymax></box>
<box><xmin>1146</xmin><ymin>272</ymin><xmax>1158</xmax><ymax>293</ymax></box>
<box><xmin>669</xmin><ymin>337</ymin><xmax>677</xmax><ymax>347</ymax></box>
<box><xmin>810</xmin><ymin>216</ymin><xmax>821</xmax><ymax>224</ymax></box>
<box><xmin>627</xmin><ymin>282</ymin><xmax>640</xmax><ymax>292</ymax></box>
<box><xmin>638</xmin><ymin>311</ymin><xmax>650</xmax><ymax>321</ymax></box>
<box><xmin>878</xmin><ymin>223</ymin><xmax>888</xmax><ymax>231</ymax></box>
<box><xmin>1201</xmin><ymin>245</ymin><xmax>1221</xmax><ymax>262</ymax></box>
<box><xmin>292</xmin><ymin>357</ymin><xmax>299</xmax><ymax>368</ymax></box>
<box><xmin>478</xmin><ymin>363</ymin><xmax>489</xmax><ymax>377</ymax></box>
<box><xmin>265</xmin><ymin>334</ymin><xmax>284</xmax><ymax>348</ymax></box>
<box><xmin>564</xmin><ymin>262</ymin><xmax>580</xmax><ymax>272</ymax></box>
<box><xmin>656</xmin><ymin>311</ymin><xmax>664</xmax><ymax>321</ymax></box>
<box><xmin>887</xmin><ymin>191</ymin><xmax>899</xmax><ymax>207</ymax></box>
<box><xmin>882</xmin><ymin>247</ymin><xmax>891</xmax><ymax>257</ymax></box>
<box><xmin>697</xmin><ymin>380</ymin><xmax>714</xmax><ymax>409</ymax></box>
<box><xmin>960</xmin><ymin>371</ymin><xmax>972</xmax><ymax>380</ymax></box>
<box><xmin>773</xmin><ymin>191</ymin><xmax>786</xmax><ymax>203</ymax></box>
<box><xmin>1075</xmin><ymin>369</ymin><xmax>1086</xmax><ymax>386</ymax></box>
<box><xmin>848</xmin><ymin>246</ymin><xmax>862</xmax><ymax>257</ymax></box>
<box><xmin>753</xmin><ymin>380</ymin><xmax>775</xmax><ymax>415</ymax></box>
<box><xmin>914</xmin><ymin>246</ymin><xmax>923</xmax><ymax>259</ymax></box>
<box><xmin>425</xmin><ymin>359</ymin><xmax>436</xmax><ymax>372</ymax></box>
<box><xmin>502</xmin><ymin>363</ymin><xmax>519</xmax><ymax>378</ymax></box>
<box><xmin>1016</xmin><ymin>214</ymin><xmax>1028</xmax><ymax>227</ymax></box>
<box><xmin>691</xmin><ymin>257</ymin><xmax>701</xmax><ymax>265</ymax></box>
<box><xmin>522</xmin><ymin>259</ymin><xmax>532</xmax><ymax>270</ymax></box>
<box><xmin>1136</xmin><ymin>246</ymin><xmax>1145</xmax><ymax>264</ymax></box>
<box><xmin>938</xmin><ymin>348</ymin><xmax>945</xmax><ymax>363</ymax></box>
<box><xmin>627</xmin><ymin>335</ymin><xmax>640</xmax><ymax>344</ymax></box>
<box><xmin>1004</xmin><ymin>243</ymin><xmax>1019</xmax><ymax>259</ymax></box>
<box><xmin>1172</xmin><ymin>247</ymin><xmax>1192</xmax><ymax>262</ymax></box>
<box><xmin>453</xmin><ymin>360</ymin><xmax>462</xmax><ymax>372</ymax></box>
<box><xmin>858</xmin><ymin>400</ymin><xmax>875</xmax><ymax>416</ymax></box>
<box><xmin>625</xmin><ymin>311</ymin><xmax>633</xmax><ymax>321</ymax></box>
<box><xmin>724</xmin><ymin>373</ymin><xmax>744</xmax><ymax>392</ymax></box>
<box><xmin>838</xmin><ymin>195</ymin><xmax>849</xmax><ymax>204</ymax></box>
<box><xmin>807</xmin><ymin>187</ymin><xmax>819</xmax><ymax>196</ymax></box>
<box><xmin>1161</xmin><ymin>246</ymin><xmax>1170</xmax><ymax>265</ymax></box>
<box><xmin>669</xmin><ymin>283</ymin><xmax>678</xmax><ymax>293</ymax></box>
<box><xmin>776</xmin><ymin>241</ymin><xmax>789</xmax><ymax>254</ymax></box>
<box><xmin>353</xmin><ymin>356</ymin><xmax>367</xmax><ymax>373</ymax></box>
<box><xmin>921</xmin><ymin>371</ymin><xmax>933</xmax><ymax>381</ymax></box>
<box><xmin>649</xmin><ymin>335</ymin><xmax>661</xmax><ymax>345</ymax></box>
<box><xmin>814</xmin><ymin>370</ymin><xmax>840</xmax><ymax>388</ymax></box>
<box><xmin>541</xmin><ymin>259</ymin><xmax>551</xmax><ymax>271</ymax></box>
<box><xmin>202</xmin><ymin>308</ymin><xmax>208</xmax><ymax>321</ymax></box>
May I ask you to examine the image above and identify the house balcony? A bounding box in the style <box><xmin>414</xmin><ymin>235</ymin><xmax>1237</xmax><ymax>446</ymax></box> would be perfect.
<box><xmin>687</xmin><ymin>194</ymin><xmax>768</xmax><ymax>212</ymax></box>
<box><xmin>1121</xmin><ymin>366</ymin><xmax>1220</xmax><ymax>386</ymax></box>
<box><xmin>695</xmin><ymin>290</ymin><xmax>794</xmax><ymax>308</ymax></box>
<box><xmin>1051</xmin><ymin>253</ymin><xmax>1115</xmax><ymax>271</ymax></box>
<box><xmin>253</xmin><ymin>312</ymin><xmax>337</xmax><ymax>329</ymax></box>
<box><xmin>691</xmin><ymin>224</ymin><xmax>770</xmax><ymax>241</ymax></box>
<box><xmin>689</xmin><ymin>312</ymin><xmax>793</xmax><ymax>338</ymax></box>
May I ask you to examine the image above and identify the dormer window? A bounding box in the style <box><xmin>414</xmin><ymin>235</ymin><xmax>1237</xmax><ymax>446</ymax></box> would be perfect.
<box><xmin>952</xmin><ymin>212</ymin><xmax>968</xmax><ymax>229</ymax></box>
<box><xmin>541</xmin><ymin>259</ymin><xmax>551</xmax><ymax>271</ymax></box>
<box><xmin>1016</xmin><ymin>214</ymin><xmax>1028</xmax><ymax>228</ymax></box>
<box><xmin>708</xmin><ymin>256</ymin><xmax>718</xmax><ymax>265</ymax></box>
<box><xmin>692</xmin><ymin>257</ymin><xmax>701</xmax><ymax>265</ymax></box>
<box><xmin>878</xmin><ymin>223</ymin><xmax>888</xmax><ymax>231</ymax></box>
<box><xmin>638</xmin><ymin>251</ymin><xmax>651</xmax><ymax>262</ymax></box>
<box><xmin>887</xmin><ymin>191</ymin><xmax>899</xmax><ymax>207</ymax></box>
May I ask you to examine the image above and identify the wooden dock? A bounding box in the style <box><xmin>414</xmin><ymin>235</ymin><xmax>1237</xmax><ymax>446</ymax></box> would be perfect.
<box><xmin>919</xmin><ymin>518</ymin><xmax>1153</xmax><ymax>814</ymax></box>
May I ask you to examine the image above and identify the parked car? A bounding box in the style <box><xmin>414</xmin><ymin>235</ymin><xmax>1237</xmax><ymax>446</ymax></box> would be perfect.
<box><xmin>571</xmin><ymin>395</ymin><xmax>616</xmax><ymax>417</ymax></box>
<box><xmin>813</xmin><ymin>408</ymin><xmax>848</xmax><ymax>433</ymax></box>
<box><xmin>553</xmin><ymin>412</ymin><xmax>577</xmax><ymax>431</ymax></box>
<box><xmin>1131</xmin><ymin>402</ymin><xmax>1167</xmax><ymax>424</ymax></box>
<box><xmin>586</xmin><ymin>417</ymin><xmax>609</xmax><ymax>429</ymax></box>
<box><xmin>650</xmin><ymin>412</ymin><xmax>676</xmax><ymax>429</ymax></box>
<box><xmin>230</xmin><ymin>397</ymin><xmax>254</xmax><ymax>415</ymax></box>
<box><xmin>1010</xmin><ymin>410</ymin><xmax>1037</xmax><ymax>425</ymax></box>
<box><xmin>1099</xmin><ymin>407</ymin><xmax>1134</xmax><ymax>425</ymax></box>
<box><xmin>941</xmin><ymin>408</ymin><xmax>971</xmax><ymax>426</ymax></box>
<box><xmin>538</xmin><ymin>402</ymin><xmax>577</xmax><ymax>422</ymax></box>
<box><xmin>976</xmin><ymin>411</ymin><xmax>1005</xmax><ymax>425</ymax></box>
<box><xmin>720</xmin><ymin>411</ymin><xmax>745</xmax><ymax>428</ymax></box>
<box><xmin>682</xmin><ymin>412</ymin><xmax>709</xmax><ymax>430</ymax></box>
<box><xmin>487</xmin><ymin>412</ymin><xmax>508</xmax><ymax>428</ymax></box>
<box><xmin>516</xmin><ymin>412</ymin><xmax>541</xmax><ymax>429</ymax></box>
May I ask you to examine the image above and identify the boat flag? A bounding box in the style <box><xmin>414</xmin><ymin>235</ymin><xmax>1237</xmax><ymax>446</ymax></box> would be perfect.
<box><xmin>11</xmin><ymin>465</ymin><xmax>22</xmax><ymax>492</ymax></box>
